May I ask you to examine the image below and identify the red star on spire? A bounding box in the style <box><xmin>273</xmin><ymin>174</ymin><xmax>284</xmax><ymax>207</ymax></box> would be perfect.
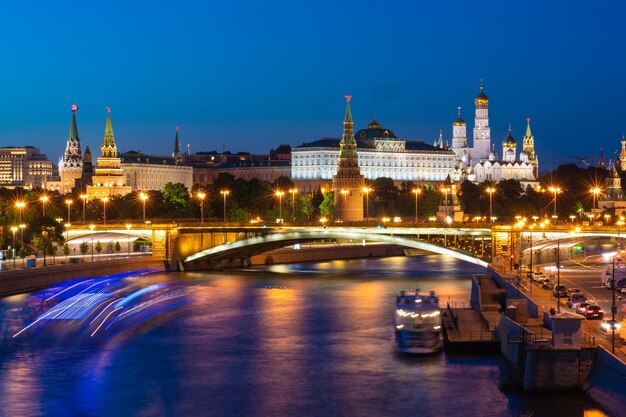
<box><xmin>345</xmin><ymin>94</ymin><xmax>352</xmax><ymax>102</ymax></box>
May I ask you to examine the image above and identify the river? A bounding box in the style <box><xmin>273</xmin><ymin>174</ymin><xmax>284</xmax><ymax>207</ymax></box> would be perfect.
<box><xmin>0</xmin><ymin>255</ymin><xmax>609</xmax><ymax>416</ymax></box>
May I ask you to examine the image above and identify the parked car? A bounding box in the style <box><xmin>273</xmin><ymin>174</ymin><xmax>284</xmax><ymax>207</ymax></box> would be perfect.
<box><xmin>541</xmin><ymin>279</ymin><xmax>554</xmax><ymax>290</ymax></box>
<box><xmin>584</xmin><ymin>305</ymin><xmax>604</xmax><ymax>320</ymax></box>
<box><xmin>576</xmin><ymin>302</ymin><xmax>591</xmax><ymax>315</ymax></box>
<box><xmin>552</xmin><ymin>285</ymin><xmax>568</xmax><ymax>298</ymax></box>
<box><xmin>567</xmin><ymin>288</ymin><xmax>581</xmax><ymax>296</ymax></box>
<box><xmin>532</xmin><ymin>271</ymin><xmax>546</xmax><ymax>282</ymax></box>
<box><xmin>567</xmin><ymin>292</ymin><xmax>587</xmax><ymax>308</ymax></box>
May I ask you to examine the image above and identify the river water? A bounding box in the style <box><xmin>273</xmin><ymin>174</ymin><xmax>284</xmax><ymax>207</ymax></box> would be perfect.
<box><xmin>0</xmin><ymin>255</ymin><xmax>609</xmax><ymax>417</ymax></box>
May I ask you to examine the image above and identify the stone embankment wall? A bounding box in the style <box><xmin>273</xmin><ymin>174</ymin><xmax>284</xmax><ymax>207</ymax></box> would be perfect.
<box><xmin>0</xmin><ymin>257</ymin><xmax>165</xmax><ymax>297</ymax></box>
<box><xmin>585</xmin><ymin>347</ymin><xmax>626</xmax><ymax>417</ymax></box>
<box><xmin>249</xmin><ymin>244</ymin><xmax>411</xmax><ymax>266</ymax></box>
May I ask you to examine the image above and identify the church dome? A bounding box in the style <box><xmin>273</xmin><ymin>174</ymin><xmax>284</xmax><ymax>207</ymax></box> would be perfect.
<box><xmin>488</xmin><ymin>150</ymin><xmax>497</xmax><ymax>162</ymax></box>
<box><xmin>519</xmin><ymin>151</ymin><xmax>529</xmax><ymax>162</ymax></box>
<box><xmin>453</xmin><ymin>117</ymin><xmax>466</xmax><ymax>126</ymax></box>
<box><xmin>502</xmin><ymin>127</ymin><xmax>516</xmax><ymax>148</ymax></box>
<box><xmin>475</xmin><ymin>82</ymin><xmax>488</xmax><ymax>107</ymax></box>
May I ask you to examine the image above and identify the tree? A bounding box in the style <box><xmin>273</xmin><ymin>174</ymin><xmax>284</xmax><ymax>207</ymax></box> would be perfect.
<box><xmin>115</xmin><ymin>241</ymin><xmax>121</xmax><ymax>253</ymax></box>
<box><xmin>18</xmin><ymin>247</ymin><xmax>28</xmax><ymax>259</ymax></box>
<box><xmin>31</xmin><ymin>225</ymin><xmax>63</xmax><ymax>266</ymax></box>
<box><xmin>163</xmin><ymin>182</ymin><xmax>190</xmax><ymax>214</ymax></box>
<box><xmin>63</xmin><ymin>243</ymin><xmax>70</xmax><ymax>256</ymax></box>
<box><xmin>95</xmin><ymin>241</ymin><xmax>103</xmax><ymax>255</ymax></box>
<box><xmin>80</xmin><ymin>242</ymin><xmax>89</xmax><ymax>258</ymax></box>
<box><xmin>320</xmin><ymin>192</ymin><xmax>334</xmax><ymax>218</ymax></box>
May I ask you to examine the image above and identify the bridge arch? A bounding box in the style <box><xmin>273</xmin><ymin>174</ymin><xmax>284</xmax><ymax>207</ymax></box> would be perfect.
<box><xmin>183</xmin><ymin>230</ymin><xmax>489</xmax><ymax>270</ymax></box>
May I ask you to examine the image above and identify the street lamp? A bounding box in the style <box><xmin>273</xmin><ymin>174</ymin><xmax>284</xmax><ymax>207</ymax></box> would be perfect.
<box><xmin>39</xmin><ymin>195</ymin><xmax>49</xmax><ymax>217</ymax></box>
<box><xmin>590</xmin><ymin>187</ymin><xmax>602</xmax><ymax>211</ymax></box>
<box><xmin>220</xmin><ymin>190</ymin><xmax>230</xmax><ymax>223</ymax></box>
<box><xmin>275</xmin><ymin>191</ymin><xmax>285</xmax><ymax>222</ymax></box>
<box><xmin>197</xmin><ymin>192</ymin><xmax>206</xmax><ymax>224</ymax></box>
<box><xmin>125</xmin><ymin>223</ymin><xmax>132</xmax><ymax>256</ymax></box>
<box><xmin>101</xmin><ymin>197</ymin><xmax>109</xmax><ymax>225</ymax></box>
<box><xmin>288</xmin><ymin>188</ymin><xmax>298</xmax><ymax>220</ymax></box>
<box><xmin>548</xmin><ymin>186</ymin><xmax>561</xmax><ymax>217</ymax></box>
<box><xmin>362</xmin><ymin>187</ymin><xmax>371</xmax><ymax>219</ymax></box>
<box><xmin>80</xmin><ymin>194</ymin><xmax>88</xmax><ymax>222</ymax></box>
<box><xmin>139</xmin><ymin>192</ymin><xmax>149</xmax><ymax>223</ymax></box>
<box><xmin>10</xmin><ymin>226</ymin><xmax>17</xmax><ymax>268</ymax></box>
<box><xmin>89</xmin><ymin>224</ymin><xmax>95</xmax><ymax>261</ymax></box>
<box><xmin>19</xmin><ymin>224</ymin><xmax>25</xmax><ymax>249</ymax></box>
<box><xmin>412</xmin><ymin>187</ymin><xmax>422</xmax><ymax>224</ymax></box>
<box><xmin>14</xmin><ymin>201</ymin><xmax>25</xmax><ymax>224</ymax></box>
<box><xmin>65</xmin><ymin>223</ymin><xmax>71</xmax><ymax>246</ymax></box>
<box><xmin>65</xmin><ymin>199</ymin><xmax>73</xmax><ymax>223</ymax></box>
<box><xmin>485</xmin><ymin>187</ymin><xmax>496</xmax><ymax>223</ymax></box>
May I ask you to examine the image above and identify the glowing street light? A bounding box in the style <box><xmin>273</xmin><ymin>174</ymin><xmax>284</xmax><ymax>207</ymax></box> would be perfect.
<box><xmin>275</xmin><ymin>190</ymin><xmax>285</xmax><ymax>222</ymax></box>
<box><xmin>412</xmin><ymin>187</ymin><xmax>422</xmax><ymax>224</ymax></box>
<box><xmin>139</xmin><ymin>192</ymin><xmax>149</xmax><ymax>223</ymax></box>
<box><xmin>65</xmin><ymin>199</ymin><xmax>73</xmax><ymax>223</ymax></box>
<box><xmin>288</xmin><ymin>188</ymin><xmax>298</xmax><ymax>220</ymax></box>
<box><xmin>362</xmin><ymin>187</ymin><xmax>371</xmax><ymax>219</ymax></box>
<box><xmin>39</xmin><ymin>195</ymin><xmax>49</xmax><ymax>217</ymax></box>
<box><xmin>548</xmin><ymin>186</ymin><xmax>561</xmax><ymax>216</ymax></box>
<box><xmin>101</xmin><ymin>197</ymin><xmax>109</xmax><ymax>225</ymax></box>
<box><xmin>485</xmin><ymin>187</ymin><xmax>496</xmax><ymax>223</ymax></box>
<box><xmin>197</xmin><ymin>192</ymin><xmax>206</xmax><ymax>224</ymax></box>
<box><xmin>590</xmin><ymin>187</ymin><xmax>602</xmax><ymax>211</ymax></box>
<box><xmin>80</xmin><ymin>194</ymin><xmax>88</xmax><ymax>222</ymax></box>
<box><xmin>220</xmin><ymin>190</ymin><xmax>230</xmax><ymax>223</ymax></box>
<box><xmin>14</xmin><ymin>201</ymin><xmax>25</xmax><ymax>224</ymax></box>
<box><xmin>10</xmin><ymin>226</ymin><xmax>17</xmax><ymax>268</ymax></box>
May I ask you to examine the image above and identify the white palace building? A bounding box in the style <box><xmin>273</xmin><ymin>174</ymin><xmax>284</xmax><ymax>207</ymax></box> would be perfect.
<box><xmin>291</xmin><ymin>82</ymin><xmax>539</xmax><ymax>190</ymax></box>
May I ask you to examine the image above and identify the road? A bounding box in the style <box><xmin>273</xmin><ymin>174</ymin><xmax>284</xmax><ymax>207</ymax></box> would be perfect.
<box><xmin>527</xmin><ymin>257</ymin><xmax>626</xmax><ymax>359</ymax></box>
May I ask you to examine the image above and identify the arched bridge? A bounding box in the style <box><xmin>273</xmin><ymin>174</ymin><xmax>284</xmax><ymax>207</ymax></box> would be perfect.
<box><xmin>182</xmin><ymin>229</ymin><xmax>490</xmax><ymax>270</ymax></box>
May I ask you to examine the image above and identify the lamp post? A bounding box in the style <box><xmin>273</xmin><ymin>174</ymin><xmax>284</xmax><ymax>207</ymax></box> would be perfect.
<box><xmin>18</xmin><ymin>224</ymin><xmax>25</xmax><ymax>246</ymax></box>
<box><xmin>14</xmin><ymin>201</ymin><xmax>25</xmax><ymax>224</ymax></box>
<box><xmin>10</xmin><ymin>226</ymin><xmax>17</xmax><ymax>269</ymax></box>
<box><xmin>197</xmin><ymin>192</ymin><xmax>206</xmax><ymax>224</ymax></box>
<box><xmin>556</xmin><ymin>238</ymin><xmax>561</xmax><ymax>313</ymax></box>
<box><xmin>611</xmin><ymin>251</ymin><xmax>618</xmax><ymax>353</ymax></box>
<box><xmin>275</xmin><ymin>191</ymin><xmax>285</xmax><ymax>222</ymax></box>
<box><xmin>101</xmin><ymin>197</ymin><xmax>109</xmax><ymax>225</ymax></box>
<box><xmin>288</xmin><ymin>188</ymin><xmax>298</xmax><ymax>220</ymax></box>
<box><xmin>139</xmin><ymin>192</ymin><xmax>148</xmax><ymax>223</ymax></box>
<box><xmin>39</xmin><ymin>195</ymin><xmax>49</xmax><ymax>217</ymax></box>
<box><xmin>65</xmin><ymin>199</ymin><xmax>73</xmax><ymax>223</ymax></box>
<box><xmin>548</xmin><ymin>186</ymin><xmax>561</xmax><ymax>217</ymax></box>
<box><xmin>362</xmin><ymin>187</ymin><xmax>371</xmax><ymax>219</ymax></box>
<box><xmin>485</xmin><ymin>187</ymin><xmax>496</xmax><ymax>223</ymax></box>
<box><xmin>220</xmin><ymin>190</ymin><xmax>230</xmax><ymax>223</ymax></box>
<box><xmin>80</xmin><ymin>194</ymin><xmax>88</xmax><ymax>222</ymax></box>
<box><xmin>412</xmin><ymin>187</ymin><xmax>422</xmax><ymax>224</ymax></box>
<box><xmin>65</xmin><ymin>223</ymin><xmax>71</xmax><ymax>246</ymax></box>
<box><xmin>89</xmin><ymin>224</ymin><xmax>95</xmax><ymax>261</ymax></box>
<box><xmin>125</xmin><ymin>223</ymin><xmax>132</xmax><ymax>256</ymax></box>
<box><xmin>590</xmin><ymin>187</ymin><xmax>601</xmax><ymax>211</ymax></box>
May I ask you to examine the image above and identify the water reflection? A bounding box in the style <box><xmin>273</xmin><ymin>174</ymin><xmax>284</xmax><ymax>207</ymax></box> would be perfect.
<box><xmin>0</xmin><ymin>256</ymin><xmax>609</xmax><ymax>417</ymax></box>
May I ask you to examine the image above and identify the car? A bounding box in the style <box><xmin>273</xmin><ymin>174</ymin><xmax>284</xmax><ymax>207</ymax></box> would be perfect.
<box><xmin>567</xmin><ymin>288</ymin><xmax>581</xmax><ymax>296</ymax></box>
<box><xmin>552</xmin><ymin>285</ymin><xmax>568</xmax><ymax>298</ymax></box>
<box><xmin>567</xmin><ymin>292</ymin><xmax>587</xmax><ymax>308</ymax></box>
<box><xmin>532</xmin><ymin>271</ymin><xmax>546</xmax><ymax>281</ymax></box>
<box><xmin>584</xmin><ymin>305</ymin><xmax>604</xmax><ymax>320</ymax></box>
<box><xmin>541</xmin><ymin>279</ymin><xmax>554</xmax><ymax>290</ymax></box>
<box><xmin>576</xmin><ymin>302</ymin><xmax>591</xmax><ymax>315</ymax></box>
<box><xmin>600</xmin><ymin>319</ymin><xmax>622</xmax><ymax>334</ymax></box>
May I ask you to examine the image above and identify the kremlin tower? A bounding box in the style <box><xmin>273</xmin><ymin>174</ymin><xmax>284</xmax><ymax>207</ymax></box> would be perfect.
<box><xmin>59</xmin><ymin>104</ymin><xmax>83</xmax><ymax>193</ymax></box>
<box><xmin>86</xmin><ymin>107</ymin><xmax>132</xmax><ymax>198</ymax></box>
<box><xmin>332</xmin><ymin>95</ymin><xmax>364</xmax><ymax>222</ymax></box>
<box><xmin>472</xmin><ymin>80</ymin><xmax>491</xmax><ymax>163</ymax></box>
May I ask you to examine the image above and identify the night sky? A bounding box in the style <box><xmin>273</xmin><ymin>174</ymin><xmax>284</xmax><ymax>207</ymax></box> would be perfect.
<box><xmin>1</xmin><ymin>1</ymin><xmax>625</xmax><ymax>171</ymax></box>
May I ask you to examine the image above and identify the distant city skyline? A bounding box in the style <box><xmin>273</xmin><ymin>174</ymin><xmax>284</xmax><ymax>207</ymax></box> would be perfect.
<box><xmin>0</xmin><ymin>1</ymin><xmax>625</xmax><ymax>171</ymax></box>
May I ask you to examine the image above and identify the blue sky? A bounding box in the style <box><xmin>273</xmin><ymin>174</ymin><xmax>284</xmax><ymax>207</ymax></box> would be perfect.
<box><xmin>0</xmin><ymin>0</ymin><xmax>625</xmax><ymax>170</ymax></box>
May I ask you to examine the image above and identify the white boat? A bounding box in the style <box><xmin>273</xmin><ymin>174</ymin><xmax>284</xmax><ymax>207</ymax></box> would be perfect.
<box><xmin>394</xmin><ymin>289</ymin><xmax>442</xmax><ymax>354</ymax></box>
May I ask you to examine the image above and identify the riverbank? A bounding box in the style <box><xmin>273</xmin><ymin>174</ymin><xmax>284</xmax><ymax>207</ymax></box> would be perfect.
<box><xmin>0</xmin><ymin>256</ymin><xmax>164</xmax><ymax>297</ymax></box>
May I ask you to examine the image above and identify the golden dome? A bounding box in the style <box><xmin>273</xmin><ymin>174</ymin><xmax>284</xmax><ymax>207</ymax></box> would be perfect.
<box><xmin>453</xmin><ymin>117</ymin><xmax>466</xmax><ymax>126</ymax></box>
<box><xmin>475</xmin><ymin>81</ymin><xmax>489</xmax><ymax>106</ymax></box>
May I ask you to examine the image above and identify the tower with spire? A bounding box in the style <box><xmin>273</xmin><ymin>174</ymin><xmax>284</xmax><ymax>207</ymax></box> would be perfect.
<box><xmin>86</xmin><ymin>107</ymin><xmax>132</xmax><ymax>198</ymax></box>
<box><xmin>472</xmin><ymin>80</ymin><xmax>491</xmax><ymax>163</ymax></box>
<box><xmin>59</xmin><ymin>104</ymin><xmax>84</xmax><ymax>193</ymax></box>
<box><xmin>598</xmin><ymin>162</ymin><xmax>626</xmax><ymax>217</ymax></box>
<box><xmin>333</xmin><ymin>95</ymin><xmax>364</xmax><ymax>221</ymax></box>
<box><xmin>502</xmin><ymin>124</ymin><xmax>517</xmax><ymax>163</ymax></box>
<box><xmin>173</xmin><ymin>127</ymin><xmax>182</xmax><ymax>163</ymax></box>
<box><xmin>451</xmin><ymin>106</ymin><xmax>468</xmax><ymax>167</ymax></box>
<box><xmin>522</xmin><ymin>117</ymin><xmax>538</xmax><ymax>176</ymax></box>
<box><xmin>619</xmin><ymin>136</ymin><xmax>626</xmax><ymax>172</ymax></box>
